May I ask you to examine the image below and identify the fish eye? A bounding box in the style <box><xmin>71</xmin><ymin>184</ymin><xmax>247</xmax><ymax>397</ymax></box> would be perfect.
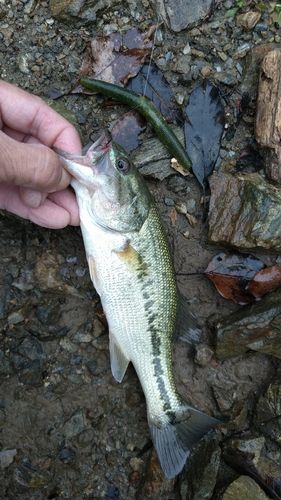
<box><xmin>116</xmin><ymin>157</ymin><xmax>130</xmax><ymax>173</ymax></box>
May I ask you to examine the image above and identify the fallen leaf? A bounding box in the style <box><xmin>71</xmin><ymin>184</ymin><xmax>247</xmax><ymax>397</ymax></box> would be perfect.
<box><xmin>184</xmin><ymin>79</ymin><xmax>225</xmax><ymax>219</ymax></box>
<box><xmin>127</xmin><ymin>63</ymin><xmax>182</xmax><ymax>124</ymax></box>
<box><xmin>246</xmin><ymin>265</ymin><xmax>281</xmax><ymax>298</ymax></box>
<box><xmin>204</xmin><ymin>252</ymin><xmax>265</xmax><ymax>305</ymax></box>
<box><xmin>186</xmin><ymin>213</ymin><xmax>198</xmax><ymax>227</ymax></box>
<box><xmin>72</xmin><ymin>26</ymin><xmax>158</xmax><ymax>93</ymax></box>
<box><xmin>111</xmin><ymin>110</ymin><xmax>146</xmax><ymax>152</ymax></box>
<box><xmin>168</xmin><ymin>207</ymin><xmax>177</xmax><ymax>227</ymax></box>
<box><xmin>171</xmin><ymin>158</ymin><xmax>191</xmax><ymax>176</ymax></box>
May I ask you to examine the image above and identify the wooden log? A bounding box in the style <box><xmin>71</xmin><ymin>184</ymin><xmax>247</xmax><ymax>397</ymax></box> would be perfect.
<box><xmin>255</xmin><ymin>50</ymin><xmax>281</xmax><ymax>184</ymax></box>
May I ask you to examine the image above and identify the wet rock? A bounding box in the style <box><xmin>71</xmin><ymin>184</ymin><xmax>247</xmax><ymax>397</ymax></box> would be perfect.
<box><xmin>19</xmin><ymin>359</ymin><xmax>42</xmax><ymax>385</ymax></box>
<box><xmin>214</xmin><ymin>288</ymin><xmax>281</xmax><ymax>360</ymax></box>
<box><xmin>179</xmin><ymin>438</ymin><xmax>221</xmax><ymax>500</ymax></box>
<box><xmin>86</xmin><ymin>352</ymin><xmax>109</xmax><ymax>375</ymax></box>
<box><xmin>0</xmin><ymin>449</ymin><xmax>17</xmax><ymax>469</ymax></box>
<box><xmin>255</xmin><ymin>50</ymin><xmax>281</xmax><ymax>184</ymax></box>
<box><xmin>222</xmin><ymin>432</ymin><xmax>281</xmax><ymax>499</ymax></box>
<box><xmin>0</xmin><ymin>284</ymin><xmax>12</xmax><ymax>319</ymax></box>
<box><xmin>49</xmin><ymin>0</ymin><xmax>117</xmax><ymax>25</ymax></box>
<box><xmin>136</xmin><ymin>448</ymin><xmax>176</xmax><ymax>499</ymax></box>
<box><xmin>236</xmin><ymin>12</ymin><xmax>261</xmax><ymax>31</ymax></box>
<box><xmin>8</xmin><ymin>303</ymin><xmax>32</xmax><ymax>325</ymax></box>
<box><xmin>194</xmin><ymin>344</ymin><xmax>214</xmax><ymax>366</ymax></box>
<box><xmin>208</xmin><ymin>172</ymin><xmax>281</xmax><ymax>251</ymax></box>
<box><xmin>35</xmin><ymin>253</ymin><xmax>84</xmax><ymax>298</ymax></box>
<box><xmin>253</xmin><ymin>375</ymin><xmax>281</xmax><ymax>446</ymax></box>
<box><xmin>12</xmin><ymin>460</ymin><xmax>49</xmax><ymax>488</ymax></box>
<box><xmin>36</xmin><ymin>297</ymin><xmax>61</xmax><ymax>325</ymax></box>
<box><xmin>0</xmin><ymin>350</ymin><xmax>13</xmax><ymax>375</ymax></box>
<box><xmin>134</xmin><ymin>127</ymin><xmax>184</xmax><ymax>180</ymax></box>
<box><xmin>219</xmin><ymin>475</ymin><xmax>270</xmax><ymax>499</ymax></box>
<box><xmin>14</xmin><ymin>336</ymin><xmax>43</xmax><ymax>361</ymax></box>
<box><xmin>153</xmin><ymin>0</ymin><xmax>212</xmax><ymax>32</ymax></box>
<box><xmin>225</xmin><ymin>401</ymin><xmax>248</xmax><ymax>432</ymax></box>
<box><xmin>61</xmin><ymin>408</ymin><xmax>88</xmax><ymax>438</ymax></box>
<box><xmin>232</xmin><ymin>43</ymin><xmax>251</xmax><ymax>59</ymax></box>
<box><xmin>58</xmin><ymin>446</ymin><xmax>76</xmax><ymax>464</ymax></box>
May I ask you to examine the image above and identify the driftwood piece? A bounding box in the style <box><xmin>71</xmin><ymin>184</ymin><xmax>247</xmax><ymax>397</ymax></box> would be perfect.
<box><xmin>255</xmin><ymin>50</ymin><xmax>281</xmax><ymax>184</ymax></box>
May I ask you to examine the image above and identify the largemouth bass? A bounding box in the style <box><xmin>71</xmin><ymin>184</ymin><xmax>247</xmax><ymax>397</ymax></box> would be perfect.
<box><xmin>57</xmin><ymin>133</ymin><xmax>220</xmax><ymax>478</ymax></box>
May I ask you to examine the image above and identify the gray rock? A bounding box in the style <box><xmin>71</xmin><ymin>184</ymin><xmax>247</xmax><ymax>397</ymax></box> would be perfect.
<box><xmin>218</xmin><ymin>475</ymin><xmax>270</xmax><ymax>499</ymax></box>
<box><xmin>49</xmin><ymin>0</ymin><xmax>119</xmax><ymax>25</ymax></box>
<box><xmin>61</xmin><ymin>408</ymin><xmax>87</xmax><ymax>438</ymax></box>
<box><xmin>0</xmin><ymin>350</ymin><xmax>12</xmax><ymax>375</ymax></box>
<box><xmin>153</xmin><ymin>0</ymin><xmax>212</xmax><ymax>32</ymax></box>
<box><xmin>36</xmin><ymin>297</ymin><xmax>62</xmax><ymax>325</ymax></box>
<box><xmin>214</xmin><ymin>288</ymin><xmax>281</xmax><ymax>360</ymax></box>
<box><xmin>180</xmin><ymin>437</ymin><xmax>221</xmax><ymax>500</ymax></box>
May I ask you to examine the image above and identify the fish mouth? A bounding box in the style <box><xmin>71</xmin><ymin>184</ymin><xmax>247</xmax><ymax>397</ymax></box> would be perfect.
<box><xmin>55</xmin><ymin>131</ymin><xmax>113</xmax><ymax>180</ymax></box>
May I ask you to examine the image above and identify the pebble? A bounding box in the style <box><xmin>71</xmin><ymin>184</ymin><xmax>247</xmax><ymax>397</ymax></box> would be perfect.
<box><xmin>0</xmin><ymin>449</ymin><xmax>17</xmax><ymax>469</ymax></box>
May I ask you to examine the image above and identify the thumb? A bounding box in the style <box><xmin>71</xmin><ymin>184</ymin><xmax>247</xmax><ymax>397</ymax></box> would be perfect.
<box><xmin>0</xmin><ymin>131</ymin><xmax>71</xmax><ymax>192</ymax></box>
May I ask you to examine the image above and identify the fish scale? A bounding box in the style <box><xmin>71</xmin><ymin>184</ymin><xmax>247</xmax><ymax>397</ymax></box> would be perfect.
<box><xmin>57</xmin><ymin>133</ymin><xmax>222</xmax><ymax>478</ymax></box>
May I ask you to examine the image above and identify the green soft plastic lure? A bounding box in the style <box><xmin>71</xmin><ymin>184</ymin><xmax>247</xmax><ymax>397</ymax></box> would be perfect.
<box><xmin>80</xmin><ymin>77</ymin><xmax>192</xmax><ymax>171</ymax></box>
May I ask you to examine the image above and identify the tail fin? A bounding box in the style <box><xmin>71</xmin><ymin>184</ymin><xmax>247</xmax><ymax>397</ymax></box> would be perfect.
<box><xmin>148</xmin><ymin>406</ymin><xmax>222</xmax><ymax>478</ymax></box>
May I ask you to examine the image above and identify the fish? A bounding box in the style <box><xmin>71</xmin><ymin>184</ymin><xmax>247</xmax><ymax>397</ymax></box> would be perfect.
<box><xmin>56</xmin><ymin>133</ymin><xmax>221</xmax><ymax>478</ymax></box>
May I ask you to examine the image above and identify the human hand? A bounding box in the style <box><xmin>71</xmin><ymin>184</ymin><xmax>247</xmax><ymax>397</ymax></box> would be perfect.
<box><xmin>0</xmin><ymin>80</ymin><xmax>82</xmax><ymax>228</ymax></box>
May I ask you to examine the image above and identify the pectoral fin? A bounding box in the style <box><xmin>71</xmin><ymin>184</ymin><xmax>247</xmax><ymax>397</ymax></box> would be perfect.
<box><xmin>87</xmin><ymin>255</ymin><xmax>101</xmax><ymax>294</ymax></box>
<box><xmin>109</xmin><ymin>333</ymin><xmax>130</xmax><ymax>383</ymax></box>
<box><xmin>175</xmin><ymin>294</ymin><xmax>202</xmax><ymax>344</ymax></box>
<box><xmin>115</xmin><ymin>244</ymin><xmax>148</xmax><ymax>274</ymax></box>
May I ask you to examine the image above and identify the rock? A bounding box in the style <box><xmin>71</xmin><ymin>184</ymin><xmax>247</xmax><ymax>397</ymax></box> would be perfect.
<box><xmin>194</xmin><ymin>344</ymin><xmax>214</xmax><ymax>366</ymax></box>
<box><xmin>61</xmin><ymin>408</ymin><xmax>88</xmax><ymax>438</ymax></box>
<box><xmin>253</xmin><ymin>375</ymin><xmax>281</xmax><ymax>445</ymax></box>
<box><xmin>19</xmin><ymin>359</ymin><xmax>43</xmax><ymax>385</ymax></box>
<box><xmin>208</xmin><ymin>172</ymin><xmax>281</xmax><ymax>251</ymax></box>
<box><xmin>222</xmin><ymin>432</ymin><xmax>281</xmax><ymax>499</ymax></box>
<box><xmin>0</xmin><ymin>449</ymin><xmax>17</xmax><ymax>469</ymax></box>
<box><xmin>219</xmin><ymin>475</ymin><xmax>270</xmax><ymax>500</ymax></box>
<box><xmin>236</xmin><ymin>12</ymin><xmax>261</xmax><ymax>31</ymax></box>
<box><xmin>49</xmin><ymin>0</ymin><xmax>117</xmax><ymax>25</ymax></box>
<box><xmin>179</xmin><ymin>438</ymin><xmax>221</xmax><ymax>500</ymax></box>
<box><xmin>153</xmin><ymin>0</ymin><xmax>212</xmax><ymax>32</ymax></box>
<box><xmin>255</xmin><ymin>50</ymin><xmax>281</xmax><ymax>184</ymax></box>
<box><xmin>34</xmin><ymin>253</ymin><xmax>84</xmax><ymax>298</ymax></box>
<box><xmin>240</xmin><ymin>44</ymin><xmax>274</xmax><ymax>99</ymax></box>
<box><xmin>134</xmin><ymin>127</ymin><xmax>184</xmax><ymax>180</ymax></box>
<box><xmin>14</xmin><ymin>336</ymin><xmax>43</xmax><ymax>361</ymax></box>
<box><xmin>8</xmin><ymin>304</ymin><xmax>32</xmax><ymax>325</ymax></box>
<box><xmin>36</xmin><ymin>297</ymin><xmax>62</xmax><ymax>325</ymax></box>
<box><xmin>232</xmin><ymin>43</ymin><xmax>251</xmax><ymax>59</ymax></box>
<box><xmin>214</xmin><ymin>288</ymin><xmax>281</xmax><ymax>360</ymax></box>
<box><xmin>0</xmin><ymin>350</ymin><xmax>13</xmax><ymax>375</ymax></box>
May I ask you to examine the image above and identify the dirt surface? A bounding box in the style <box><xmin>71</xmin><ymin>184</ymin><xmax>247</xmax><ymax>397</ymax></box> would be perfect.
<box><xmin>0</xmin><ymin>0</ymin><xmax>281</xmax><ymax>499</ymax></box>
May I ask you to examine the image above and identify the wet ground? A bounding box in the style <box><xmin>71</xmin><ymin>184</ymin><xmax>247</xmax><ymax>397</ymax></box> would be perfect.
<box><xmin>1</xmin><ymin>0</ymin><xmax>281</xmax><ymax>499</ymax></box>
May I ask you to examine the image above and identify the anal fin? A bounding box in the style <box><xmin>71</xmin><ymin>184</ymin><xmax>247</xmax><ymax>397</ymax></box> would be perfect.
<box><xmin>109</xmin><ymin>333</ymin><xmax>130</xmax><ymax>383</ymax></box>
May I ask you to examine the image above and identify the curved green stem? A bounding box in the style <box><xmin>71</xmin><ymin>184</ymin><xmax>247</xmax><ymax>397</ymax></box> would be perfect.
<box><xmin>80</xmin><ymin>77</ymin><xmax>192</xmax><ymax>171</ymax></box>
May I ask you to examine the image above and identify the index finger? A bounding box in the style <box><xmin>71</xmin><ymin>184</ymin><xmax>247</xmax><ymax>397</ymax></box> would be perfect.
<box><xmin>0</xmin><ymin>80</ymin><xmax>82</xmax><ymax>154</ymax></box>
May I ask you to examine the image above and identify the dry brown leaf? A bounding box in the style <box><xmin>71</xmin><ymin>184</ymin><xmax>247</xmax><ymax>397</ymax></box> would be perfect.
<box><xmin>168</xmin><ymin>207</ymin><xmax>177</xmax><ymax>227</ymax></box>
<box><xmin>72</xmin><ymin>25</ymin><xmax>159</xmax><ymax>93</ymax></box>
<box><xmin>171</xmin><ymin>158</ymin><xmax>191</xmax><ymax>177</ymax></box>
